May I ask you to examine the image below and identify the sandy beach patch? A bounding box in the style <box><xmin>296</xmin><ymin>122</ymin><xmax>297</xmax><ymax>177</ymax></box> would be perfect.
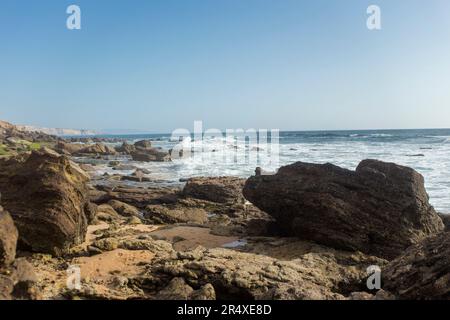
<box><xmin>149</xmin><ymin>226</ymin><xmax>239</xmax><ymax>251</ymax></box>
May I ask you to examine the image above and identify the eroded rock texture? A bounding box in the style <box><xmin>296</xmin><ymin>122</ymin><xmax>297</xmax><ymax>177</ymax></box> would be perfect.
<box><xmin>383</xmin><ymin>231</ymin><xmax>450</xmax><ymax>299</ymax></box>
<box><xmin>0</xmin><ymin>148</ymin><xmax>92</xmax><ymax>255</ymax></box>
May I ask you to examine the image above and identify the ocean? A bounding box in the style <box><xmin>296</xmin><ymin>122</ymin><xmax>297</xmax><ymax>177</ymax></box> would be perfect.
<box><xmin>83</xmin><ymin>129</ymin><xmax>450</xmax><ymax>213</ymax></box>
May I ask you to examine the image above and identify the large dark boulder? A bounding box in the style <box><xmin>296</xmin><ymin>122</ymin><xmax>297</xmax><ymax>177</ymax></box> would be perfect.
<box><xmin>383</xmin><ymin>231</ymin><xmax>450</xmax><ymax>299</ymax></box>
<box><xmin>134</xmin><ymin>140</ymin><xmax>152</xmax><ymax>149</ymax></box>
<box><xmin>0</xmin><ymin>148</ymin><xmax>92</xmax><ymax>255</ymax></box>
<box><xmin>243</xmin><ymin>159</ymin><xmax>444</xmax><ymax>259</ymax></box>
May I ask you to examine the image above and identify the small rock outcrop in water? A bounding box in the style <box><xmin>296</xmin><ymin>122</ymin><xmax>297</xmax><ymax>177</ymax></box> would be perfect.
<box><xmin>0</xmin><ymin>148</ymin><xmax>93</xmax><ymax>255</ymax></box>
<box><xmin>383</xmin><ymin>231</ymin><xmax>450</xmax><ymax>299</ymax></box>
<box><xmin>183</xmin><ymin>177</ymin><xmax>246</xmax><ymax>204</ymax></box>
<box><xmin>243</xmin><ymin>159</ymin><xmax>444</xmax><ymax>259</ymax></box>
<box><xmin>128</xmin><ymin>140</ymin><xmax>171</xmax><ymax>162</ymax></box>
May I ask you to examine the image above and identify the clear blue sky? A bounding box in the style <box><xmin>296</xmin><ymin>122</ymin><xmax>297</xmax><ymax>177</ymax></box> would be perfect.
<box><xmin>1</xmin><ymin>0</ymin><xmax>450</xmax><ymax>133</ymax></box>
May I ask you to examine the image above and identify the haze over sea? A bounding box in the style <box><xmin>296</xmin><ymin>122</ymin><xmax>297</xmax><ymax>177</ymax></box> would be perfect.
<box><xmin>79</xmin><ymin>128</ymin><xmax>450</xmax><ymax>213</ymax></box>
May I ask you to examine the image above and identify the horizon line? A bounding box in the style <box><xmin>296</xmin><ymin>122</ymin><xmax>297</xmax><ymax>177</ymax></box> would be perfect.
<box><xmin>78</xmin><ymin>126</ymin><xmax>450</xmax><ymax>137</ymax></box>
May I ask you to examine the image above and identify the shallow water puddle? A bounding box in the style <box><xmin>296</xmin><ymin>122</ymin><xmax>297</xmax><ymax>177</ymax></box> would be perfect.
<box><xmin>222</xmin><ymin>239</ymin><xmax>248</xmax><ymax>248</ymax></box>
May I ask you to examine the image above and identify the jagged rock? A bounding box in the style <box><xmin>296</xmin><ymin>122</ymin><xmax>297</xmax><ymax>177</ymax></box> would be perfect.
<box><xmin>243</xmin><ymin>160</ymin><xmax>444</xmax><ymax>259</ymax></box>
<box><xmin>0</xmin><ymin>148</ymin><xmax>92</xmax><ymax>255</ymax></box>
<box><xmin>183</xmin><ymin>177</ymin><xmax>246</xmax><ymax>204</ymax></box>
<box><xmin>0</xmin><ymin>204</ymin><xmax>18</xmax><ymax>266</ymax></box>
<box><xmin>91</xmin><ymin>185</ymin><xmax>180</xmax><ymax>208</ymax></box>
<box><xmin>383</xmin><ymin>231</ymin><xmax>450</xmax><ymax>299</ymax></box>
<box><xmin>438</xmin><ymin>213</ymin><xmax>450</xmax><ymax>232</ymax></box>
<box><xmin>144</xmin><ymin>205</ymin><xmax>208</xmax><ymax>224</ymax></box>
<box><xmin>75</xmin><ymin>143</ymin><xmax>117</xmax><ymax>156</ymax></box>
<box><xmin>108</xmin><ymin>200</ymin><xmax>141</xmax><ymax>217</ymax></box>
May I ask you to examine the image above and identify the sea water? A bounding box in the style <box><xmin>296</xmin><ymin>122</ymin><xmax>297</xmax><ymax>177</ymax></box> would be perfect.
<box><xmin>88</xmin><ymin>129</ymin><xmax>450</xmax><ymax>213</ymax></box>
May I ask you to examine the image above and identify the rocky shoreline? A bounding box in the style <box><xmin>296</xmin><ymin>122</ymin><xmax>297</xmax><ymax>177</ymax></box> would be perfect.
<box><xmin>1</xmin><ymin>120</ymin><xmax>450</xmax><ymax>300</ymax></box>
